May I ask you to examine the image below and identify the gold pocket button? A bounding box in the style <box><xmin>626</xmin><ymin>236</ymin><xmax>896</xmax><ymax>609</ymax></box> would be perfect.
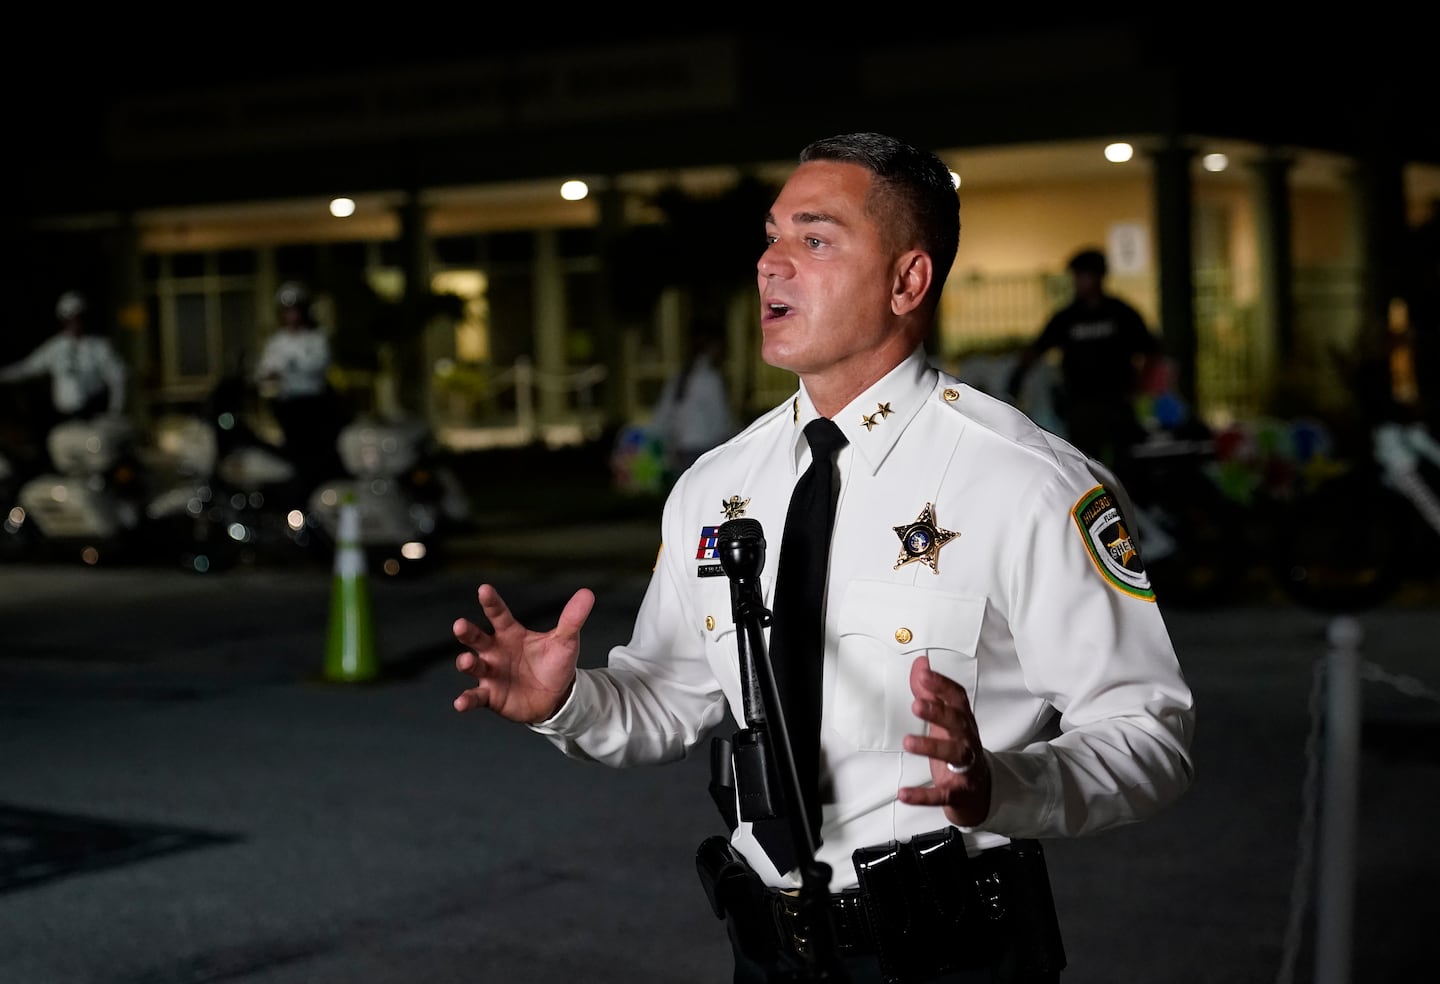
<box><xmin>705</xmin><ymin>615</ymin><xmax>716</xmax><ymax>631</ymax></box>
<box><xmin>895</xmin><ymin>627</ymin><xmax>913</xmax><ymax>644</ymax></box>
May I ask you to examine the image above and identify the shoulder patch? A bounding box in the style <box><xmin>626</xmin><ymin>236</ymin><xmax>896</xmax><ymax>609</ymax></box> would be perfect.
<box><xmin>1071</xmin><ymin>485</ymin><xmax>1154</xmax><ymax>601</ymax></box>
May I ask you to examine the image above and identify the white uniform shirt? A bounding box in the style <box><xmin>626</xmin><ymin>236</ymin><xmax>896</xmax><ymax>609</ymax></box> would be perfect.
<box><xmin>533</xmin><ymin>346</ymin><xmax>1195</xmax><ymax>891</ymax></box>
<box><xmin>0</xmin><ymin>333</ymin><xmax>127</xmax><ymax>414</ymax></box>
<box><xmin>255</xmin><ymin>328</ymin><xmax>331</xmax><ymax>399</ymax></box>
<box><xmin>652</xmin><ymin>353</ymin><xmax>736</xmax><ymax>457</ymax></box>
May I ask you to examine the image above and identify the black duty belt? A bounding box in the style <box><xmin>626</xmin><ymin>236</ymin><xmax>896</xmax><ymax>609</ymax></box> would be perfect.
<box><xmin>769</xmin><ymin>885</ymin><xmax>874</xmax><ymax>958</ymax></box>
<box><xmin>697</xmin><ymin>830</ymin><xmax>1067</xmax><ymax>982</ymax></box>
<box><xmin>764</xmin><ymin>840</ymin><xmax>1011</xmax><ymax>961</ymax></box>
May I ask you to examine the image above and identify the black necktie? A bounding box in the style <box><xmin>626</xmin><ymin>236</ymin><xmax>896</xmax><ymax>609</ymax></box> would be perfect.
<box><xmin>754</xmin><ymin>416</ymin><xmax>847</xmax><ymax>873</ymax></box>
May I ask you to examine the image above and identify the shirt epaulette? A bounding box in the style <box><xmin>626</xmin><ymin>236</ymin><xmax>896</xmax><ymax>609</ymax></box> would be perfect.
<box><xmin>934</xmin><ymin>378</ymin><xmax>1075</xmax><ymax>473</ymax></box>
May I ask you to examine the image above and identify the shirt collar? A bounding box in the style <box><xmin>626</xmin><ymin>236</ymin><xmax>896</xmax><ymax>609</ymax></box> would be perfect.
<box><xmin>789</xmin><ymin>345</ymin><xmax>937</xmax><ymax>476</ymax></box>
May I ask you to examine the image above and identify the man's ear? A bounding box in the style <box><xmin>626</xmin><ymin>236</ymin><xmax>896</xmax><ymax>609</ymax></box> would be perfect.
<box><xmin>891</xmin><ymin>250</ymin><xmax>933</xmax><ymax>316</ymax></box>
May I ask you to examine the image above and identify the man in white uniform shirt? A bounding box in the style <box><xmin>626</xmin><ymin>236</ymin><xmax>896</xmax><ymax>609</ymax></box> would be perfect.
<box><xmin>0</xmin><ymin>290</ymin><xmax>127</xmax><ymax>422</ymax></box>
<box><xmin>0</xmin><ymin>291</ymin><xmax>129</xmax><ymax>469</ymax></box>
<box><xmin>254</xmin><ymin>281</ymin><xmax>340</xmax><ymax>486</ymax></box>
<box><xmin>451</xmin><ymin>133</ymin><xmax>1195</xmax><ymax>983</ymax></box>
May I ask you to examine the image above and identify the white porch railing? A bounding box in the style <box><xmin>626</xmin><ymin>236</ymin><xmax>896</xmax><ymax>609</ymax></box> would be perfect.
<box><xmin>432</xmin><ymin>356</ymin><xmax>608</xmax><ymax>450</ymax></box>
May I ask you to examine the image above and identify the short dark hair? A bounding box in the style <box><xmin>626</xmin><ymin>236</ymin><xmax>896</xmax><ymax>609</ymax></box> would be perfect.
<box><xmin>798</xmin><ymin>132</ymin><xmax>961</xmax><ymax>305</ymax></box>
<box><xmin>1067</xmin><ymin>248</ymin><xmax>1108</xmax><ymax>278</ymax></box>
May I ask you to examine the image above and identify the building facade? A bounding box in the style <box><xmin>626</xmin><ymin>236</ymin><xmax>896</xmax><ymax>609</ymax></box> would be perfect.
<box><xmin>10</xmin><ymin>29</ymin><xmax>1438</xmax><ymax>452</ymax></box>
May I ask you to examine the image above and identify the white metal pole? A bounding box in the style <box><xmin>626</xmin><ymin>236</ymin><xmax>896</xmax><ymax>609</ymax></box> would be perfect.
<box><xmin>1315</xmin><ymin>615</ymin><xmax>1362</xmax><ymax>984</ymax></box>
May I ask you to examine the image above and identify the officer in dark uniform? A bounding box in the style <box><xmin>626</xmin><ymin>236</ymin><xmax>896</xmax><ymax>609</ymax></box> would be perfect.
<box><xmin>1007</xmin><ymin>248</ymin><xmax>1163</xmax><ymax>484</ymax></box>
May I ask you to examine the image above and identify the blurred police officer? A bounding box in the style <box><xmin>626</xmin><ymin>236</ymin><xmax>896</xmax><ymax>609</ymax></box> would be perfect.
<box><xmin>254</xmin><ymin>281</ymin><xmax>342</xmax><ymax>485</ymax></box>
<box><xmin>0</xmin><ymin>290</ymin><xmax>128</xmax><ymax>450</ymax></box>
<box><xmin>1007</xmin><ymin>248</ymin><xmax>1162</xmax><ymax>486</ymax></box>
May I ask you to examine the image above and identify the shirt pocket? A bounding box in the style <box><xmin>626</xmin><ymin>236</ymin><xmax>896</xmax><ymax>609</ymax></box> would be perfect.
<box><xmin>700</xmin><ymin>574</ymin><xmax>774</xmax><ymax>711</ymax></box>
<box><xmin>830</xmin><ymin>580</ymin><xmax>986</xmax><ymax>751</ymax></box>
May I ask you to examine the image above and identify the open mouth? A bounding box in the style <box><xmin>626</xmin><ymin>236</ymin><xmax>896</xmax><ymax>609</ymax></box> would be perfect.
<box><xmin>763</xmin><ymin>302</ymin><xmax>791</xmax><ymax>321</ymax></box>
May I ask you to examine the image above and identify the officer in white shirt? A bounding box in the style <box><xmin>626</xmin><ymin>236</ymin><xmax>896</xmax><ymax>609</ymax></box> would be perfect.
<box><xmin>0</xmin><ymin>291</ymin><xmax>128</xmax><ymax>422</ymax></box>
<box><xmin>255</xmin><ymin>281</ymin><xmax>331</xmax><ymax>401</ymax></box>
<box><xmin>254</xmin><ymin>281</ymin><xmax>340</xmax><ymax>483</ymax></box>
<box><xmin>452</xmin><ymin>133</ymin><xmax>1195</xmax><ymax>983</ymax></box>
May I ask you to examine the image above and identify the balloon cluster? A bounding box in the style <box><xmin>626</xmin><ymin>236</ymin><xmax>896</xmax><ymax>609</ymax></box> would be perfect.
<box><xmin>1206</xmin><ymin>417</ymin><xmax>1339</xmax><ymax>505</ymax></box>
<box><xmin>1133</xmin><ymin>358</ymin><xmax>1191</xmax><ymax>432</ymax></box>
<box><xmin>610</xmin><ymin>423</ymin><xmax>666</xmax><ymax>494</ymax></box>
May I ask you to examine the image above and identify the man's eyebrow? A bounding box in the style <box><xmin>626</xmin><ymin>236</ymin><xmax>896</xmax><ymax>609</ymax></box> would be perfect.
<box><xmin>764</xmin><ymin>210</ymin><xmax>842</xmax><ymax>226</ymax></box>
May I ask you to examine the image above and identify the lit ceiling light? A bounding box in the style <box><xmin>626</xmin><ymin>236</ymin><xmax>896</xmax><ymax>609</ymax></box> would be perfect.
<box><xmin>1104</xmin><ymin>142</ymin><xmax>1135</xmax><ymax>164</ymax></box>
<box><xmin>1202</xmin><ymin>153</ymin><xmax>1230</xmax><ymax>173</ymax></box>
<box><xmin>560</xmin><ymin>180</ymin><xmax>589</xmax><ymax>201</ymax></box>
<box><xmin>949</xmin><ymin>170</ymin><xmax>962</xmax><ymax>189</ymax></box>
<box><xmin>330</xmin><ymin>197</ymin><xmax>356</xmax><ymax>218</ymax></box>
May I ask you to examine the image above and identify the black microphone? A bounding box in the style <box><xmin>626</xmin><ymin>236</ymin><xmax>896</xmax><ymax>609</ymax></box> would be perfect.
<box><xmin>717</xmin><ymin>518</ymin><xmax>765</xmax><ymax>596</ymax></box>
<box><xmin>717</xmin><ymin>517</ymin><xmax>768</xmax><ymax>726</ymax></box>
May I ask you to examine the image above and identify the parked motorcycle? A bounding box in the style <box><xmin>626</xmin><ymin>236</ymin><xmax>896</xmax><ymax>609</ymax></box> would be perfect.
<box><xmin>0</xmin><ymin>441</ymin><xmax>42</xmax><ymax>561</ymax></box>
<box><xmin>306</xmin><ymin>414</ymin><xmax>471</xmax><ymax>577</ymax></box>
<box><xmin>1274</xmin><ymin>417</ymin><xmax>1440</xmax><ymax>612</ymax></box>
<box><xmin>147</xmin><ymin>373</ymin><xmax>330</xmax><ymax>573</ymax></box>
<box><xmin>7</xmin><ymin>415</ymin><xmax>156</xmax><ymax>565</ymax></box>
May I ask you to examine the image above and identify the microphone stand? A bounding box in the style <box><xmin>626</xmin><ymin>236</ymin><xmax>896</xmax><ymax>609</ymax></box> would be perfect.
<box><xmin>717</xmin><ymin>519</ymin><xmax>846</xmax><ymax>983</ymax></box>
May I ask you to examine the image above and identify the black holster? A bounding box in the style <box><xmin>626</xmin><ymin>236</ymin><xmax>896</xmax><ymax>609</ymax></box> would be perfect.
<box><xmin>1005</xmin><ymin>839</ymin><xmax>1067</xmax><ymax>979</ymax></box>
<box><xmin>695</xmin><ymin>834</ymin><xmax>780</xmax><ymax>964</ymax></box>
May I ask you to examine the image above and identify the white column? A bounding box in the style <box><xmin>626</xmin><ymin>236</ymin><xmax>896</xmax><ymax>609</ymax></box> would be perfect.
<box><xmin>532</xmin><ymin>229</ymin><xmax>568</xmax><ymax>426</ymax></box>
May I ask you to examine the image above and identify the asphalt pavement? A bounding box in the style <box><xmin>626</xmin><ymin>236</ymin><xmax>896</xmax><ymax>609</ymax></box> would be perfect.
<box><xmin>2</xmin><ymin>460</ymin><xmax>1438</xmax><ymax>984</ymax></box>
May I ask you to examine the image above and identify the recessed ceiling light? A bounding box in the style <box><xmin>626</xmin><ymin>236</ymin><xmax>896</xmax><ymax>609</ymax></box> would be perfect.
<box><xmin>1202</xmin><ymin>153</ymin><xmax>1230</xmax><ymax>173</ymax></box>
<box><xmin>1104</xmin><ymin>142</ymin><xmax>1135</xmax><ymax>164</ymax></box>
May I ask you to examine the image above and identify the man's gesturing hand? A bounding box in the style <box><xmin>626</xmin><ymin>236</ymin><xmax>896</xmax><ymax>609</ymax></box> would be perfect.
<box><xmin>897</xmin><ymin>655</ymin><xmax>992</xmax><ymax>827</ymax></box>
<box><xmin>452</xmin><ymin>584</ymin><xmax>595</xmax><ymax>724</ymax></box>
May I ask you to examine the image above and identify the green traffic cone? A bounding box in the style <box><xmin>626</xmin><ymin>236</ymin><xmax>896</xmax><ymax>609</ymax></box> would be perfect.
<box><xmin>325</xmin><ymin>495</ymin><xmax>379</xmax><ymax>682</ymax></box>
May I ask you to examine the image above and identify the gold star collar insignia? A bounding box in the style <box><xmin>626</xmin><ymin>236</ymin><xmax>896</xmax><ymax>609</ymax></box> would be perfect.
<box><xmin>892</xmin><ymin>502</ymin><xmax>958</xmax><ymax>573</ymax></box>
<box><xmin>722</xmin><ymin>495</ymin><xmax>750</xmax><ymax>520</ymax></box>
<box><xmin>860</xmin><ymin>402</ymin><xmax>895</xmax><ymax>431</ymax></box>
